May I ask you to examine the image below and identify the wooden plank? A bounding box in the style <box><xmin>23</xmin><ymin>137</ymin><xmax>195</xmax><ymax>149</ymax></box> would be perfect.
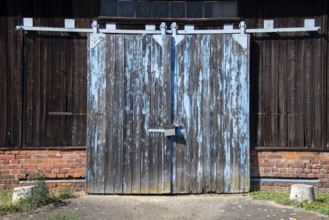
<box><xmin>229</xmin><ymin>34</ymin><xmax>240</xmax><ymax>192</ymax></box>
<box><xmin>230</xmin><ymin>34</ymin><xmax>240</xmax><ymax>193</ymax></box>
<box><xmin>44</xmin><ymin>25</ymin><xmax>54</xmax><ymax>147</ymax></box>
<box><xmin>313</xmin><ymin>27</ymin><xmax>323</xmax><ymax>148</ymax></box>
<box><xmin>148</xmin><ymin>36</ymin><xmax>161</xmax><ymax>194</ymax></box>
<box><xmin>46</xmin><ymin>34</ymin><xmax>58</xmax><ymax>146</ymax></box>
<box><xmin>39</xmin><ymin>17</ymin><xmax>48</xmax><ymax>147</ymax></box>
<box><xmin>23</xmin><ymin>33</ymin><xmax>34</xmax><ymax>147</ymax></box>
<box><xmin>140</xmin><ymin>35</ymin><xmax>151</xmax><ymax>194</ymax></box>
<box><xmin>72</xmin><ymin>30</ymin><xmax>79</xmax><ymax>146</ymax></box>
<box><xmin>13</xmin><ymin>15</ymin><xmax>23</xmax><ymax>148</ymax></box>
<box><xmin>194</xmin><ymin>35</ymin><xmax>203</xmax><ymax>194</ymax></box>
<box><xmin>104</xmin><ymin>35</ymin><xmax>115</xmax><ymax>194</ymax></box>
<box><xmin>154</xmin><ymin>36</ymin><xmax>171</xmax><ymax>194</ymax></box>
<box><xmin>59</xmin><ymin>37</ymin><xmax>67</xmax><ymax>146</ymax></box>
<box><xmin>278</xmin><ymin>24</ymin><xmax>288</xmax><ymax>147</ymax></box>
<box><xmin>323</xmin><ymin>1</ymin><xmax>329</xmax><ymax>148</ymax></box>
<box><xmin>270</xmin><ymin>35</ymin><xmax>279</xmax><ymax>147</ymax></box>
<box><xmin>313</xmin><ymin>0</ymin><xmax>325</xmax><ymax>148</ymax></box>
<box><xmin>211</xmin><ymin>35</ymin><xmax>225</xmax><ymax>193</ymax></box>
<box><xmin>200</xmin><ymin>35</ymin><xmax>211</xmax><ymax>193</ymax></box>
<box><xmin>4</xmin><ymin>4</ymin><xmax>22</xmax><ymax>147</ymax></box>
<box><xmin>321</xmin><ymin>1</ymin><xmax>328</xmax><ymax>148</ymax></box>
<box><xmin>32</xmin><ymin>18</ymin><xmax>41</xmax><ymax>147</ymax></box>
<box><xmin>173</xmin><ymin>36</ymin><xmax>190</xmax><ymax>193</ymax></box>
<box><xmin>296</xmin><ymin>39</ymin><xmax>304</xmax><ymax>147</ymax></box>
<box><xmin>156</xmin><ymin>37</ymin><xmax>164</xmax><ymax>194</ymax></box>
<box><xmin>159</xmin><ymin>36</ymin><xmax>172</xmax><ymax>194</ymax></box>
<box><xmin>222</xmin><ymin>34</ymin><xmax>231</xmax><ymax>192</ymax></box>
<box><xmin>209</xmin><ymin>35</ymin><xmax>217</xmax><ymax>192</ymax></box>
<box><xmin>264</xmin><ymin>31</ymin><xmax>272</xmax><ymax>148</ymax></box>
<box><xmin>86</xmin><ymin>34</ymin><xmax>94</xmax><ymax>193</ymax></box>
<box><xmin>77</xmin><ymin>32</ymin><xmax>88</xmax><ymax>146</ymax></box>
<box><xmin>234</xmin><ymin>34</ymin><xmax>250</xmax><ymax>192</ymax></box>
<box><xmin>0</xmin><ymin>16</ymin><xmax>8</xmax><ymax>146</ymax></box>
<box><xmin>35</xmin><ymin>4</ymin><xmax>47</xmax><ymax>147</ymax></box>
<box><xmin>304</xmin><ymin>38</ymin><xmax>313</xmax><ymax>148</ymax></box>
<box><xmin>86</xmin><ymin>33</ymin><xmax>107</xmax><ymax>194</ymax></box>
<box><xmin>6</xmin><ymin>2</ymin><xmax>12</xmax><ymax>147</ymax></box>
<box><xmin>122</xmin><ymin>35</ymin><xmax>134</xmax><ymax>194</ymax></box>
<box><xmin>65</xmin><ymin>34</ymin><xmax>74</xmax><ymax>146</ymax></box>
<box><xmin>173</xmin><ymin>36</ymin><xmax>184</xmax><ymax>193</ymax></box>
<box><xmin>256</xmin><ymin>37</ymin><xmax>265</xmax><ymax>147</ymax></box>
<box><xmin>113</xmin><ymin>35</ymin><xmax>124</xmax><ymax>194</ymax></box>
<box><xmin>161</xmin><ymin>36</ymin><xmax>172</xmax><ymax>193</ymax></box>
<box><xmin>287</xmin><ymin>15</ymin><xmax>297</xmax><ymax>147</ymax></box>
<box><xmin>131</xmin><ymin>35</ymin><xmax>142</xmax><ymax>194</ymax></box>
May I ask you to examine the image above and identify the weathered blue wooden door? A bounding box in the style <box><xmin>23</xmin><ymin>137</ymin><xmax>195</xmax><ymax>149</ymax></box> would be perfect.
<box><xmin>86</xmin><ymin>33</ymin><xmax>250</xmax><ymax>194</ymax></box>
<box><xmin>172</xmin><ymin>34</ymin><xmax>250</xmax><ymax>193</ymax></box>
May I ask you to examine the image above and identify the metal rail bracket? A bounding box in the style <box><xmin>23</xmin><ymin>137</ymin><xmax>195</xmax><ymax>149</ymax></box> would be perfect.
<box><xmin>16</xmin><ymin>19</ymin><xmax>321</xmax><ymax>35</ymax></box>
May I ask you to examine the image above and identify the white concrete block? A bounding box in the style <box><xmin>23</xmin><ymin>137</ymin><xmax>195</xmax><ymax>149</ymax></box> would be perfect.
<box><xmin>290</xmin><ymin>184</ymin><xmax>315</xmax><ymax>202</ymax></box>
<box><xmin>12</xmin><ymin>186</ymin><xmax>36</xmax><ymax>204</ymax></box>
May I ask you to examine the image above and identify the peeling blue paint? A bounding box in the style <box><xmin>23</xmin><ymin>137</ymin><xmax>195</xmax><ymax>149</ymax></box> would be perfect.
<box><xmin>87</xmin><ymin>33</ymin><xmax>250</xmax><ymax>194</ymax></box>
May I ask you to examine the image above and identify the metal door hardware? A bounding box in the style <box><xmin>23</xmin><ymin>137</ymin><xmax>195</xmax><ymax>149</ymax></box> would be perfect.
<box><xmin>148</xmin><ymin>124</ymin><xmax>185</xmax><ymax>137</ymax></box>
<box><xmin>17</xmin><ymin>19</ymin><xmax>320</xmax><ymax>35</ymax></box>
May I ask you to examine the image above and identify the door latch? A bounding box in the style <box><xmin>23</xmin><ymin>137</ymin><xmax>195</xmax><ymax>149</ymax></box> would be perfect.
<box><xmin>148</xmin><ymin>124</ymin><xmax>185</xmax><ymax>137</ymax></box>
<box><xmin>163</xmin><ymin>125</ymin><xmax>176</xmax><ymax>137</ymax></box>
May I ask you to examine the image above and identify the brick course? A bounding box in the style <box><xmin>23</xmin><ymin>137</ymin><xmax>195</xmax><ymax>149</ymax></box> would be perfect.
<box><xmin>1</xmin><ymin>149</ymin><xmax>329</xmax><ymax>192</ymax></box>
<box><xmin>251</xmin><ymin>150</ymin><xmax>329</xmax><ymax>192</ymax></box>
<box><xmin>0</xmin><ymin>150</ymin><xmax>86</xmax><ymax>190</ymax></box>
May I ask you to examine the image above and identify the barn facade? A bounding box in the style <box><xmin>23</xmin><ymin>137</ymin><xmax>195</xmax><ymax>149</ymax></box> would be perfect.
<box><xmin>0</xmin><ymin>0</ymin><xmax>329</xmax><ymax>193</ymax></box>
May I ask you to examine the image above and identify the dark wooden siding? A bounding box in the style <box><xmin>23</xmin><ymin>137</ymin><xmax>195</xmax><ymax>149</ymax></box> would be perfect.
<box><xmin>0</xmin><ymin>0</ymin><xmax>98</xmax><ymax>148</ymax></box>
<box><xmin>1</xmin><ymin>0</ymin><xmax>329</xmax><ymax>150</ymax></box>
<box><xmin>0</xmin><ymin>10</ymin><xmax>23</xmax><ymax>147</ymax></box>
<box><xmin>240</xmin><ymin>0</ymin><xmax>329</xmax><ymax>149</ymax></box>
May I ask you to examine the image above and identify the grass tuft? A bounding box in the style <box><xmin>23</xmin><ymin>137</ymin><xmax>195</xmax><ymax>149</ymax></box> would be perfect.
<box><xmin>250</xmin><ymin>191</ymin><xmax>329</xmax><ymax>216</ymax></box>
<box><xmin>56</xmin><ymin>187</ymin><xmax>76</xmax><ymax>200</ymax></box>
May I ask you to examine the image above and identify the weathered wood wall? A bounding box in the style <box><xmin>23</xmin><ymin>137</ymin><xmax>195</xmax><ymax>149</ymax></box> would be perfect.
<box><xmin>173</xmin><ymin>34</ymin><xmax>250</xmax><ymax>193</ymax></box>
<box><xmin>87</xmin><ymin>34</ymin><xmax>172</xmax><ymax>194</ymax></box>
<box><xmin>1</xmin><ymin>0</ymin><xmax>329</xmax><ymax>150</ymax></box>
<box><xmin>240</xmin><ymin>0</ymin><xmax>329</xmax><ymax>149</ymax></box>
<box><xmin>0</xmin><ymin>0</ymin><xmax>98</xmax><ymax>147</ymax></box>
<box><xmin>86</xmin><ymin>33</ymin><xmax>249</xmax><ymax>194</ymax></box>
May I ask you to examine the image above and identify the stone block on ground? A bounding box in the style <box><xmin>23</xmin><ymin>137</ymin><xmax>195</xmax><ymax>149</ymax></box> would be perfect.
<box><xmin>12</xmin><ymin>186</ymin><xmax>36</xmax><ymax>204</ymax></box>
<box><xmin>289</xmin><ymin>184</ymin><xmax>315</xmax><ymax>202</ymax></box>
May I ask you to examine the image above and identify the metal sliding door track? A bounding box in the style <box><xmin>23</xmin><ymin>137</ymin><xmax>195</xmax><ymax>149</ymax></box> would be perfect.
<box><xmin>16</xmin><ymin>19</ymin><xmax>320</xmax><ymax>35</ymax></box>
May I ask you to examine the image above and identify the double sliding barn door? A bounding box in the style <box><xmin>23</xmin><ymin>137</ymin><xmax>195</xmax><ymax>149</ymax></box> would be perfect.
<box><xmin>86</xmin><ymin>33</ymin><xmax>250</xmax><ymax>194</ymax></box>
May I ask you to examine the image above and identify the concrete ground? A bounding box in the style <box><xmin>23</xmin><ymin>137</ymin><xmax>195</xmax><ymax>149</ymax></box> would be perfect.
<box><xmin>3</xmin><ymin>194</ymin><xmax>328</xmax><ymax>220</ymax></box>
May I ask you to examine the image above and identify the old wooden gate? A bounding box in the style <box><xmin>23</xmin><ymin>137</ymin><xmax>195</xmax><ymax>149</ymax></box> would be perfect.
<box><xmin>86</xmin><ymin>32</ymin><xmax>250</xmax><ymax>194</ymax></box>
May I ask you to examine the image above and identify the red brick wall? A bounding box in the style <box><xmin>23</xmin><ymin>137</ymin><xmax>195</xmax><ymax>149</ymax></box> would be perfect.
<box><xmin>1</xmin><ymin>149</ymin><xmax>329</xmax><ymax>192</ymax></box>
<box><xmin>0</xmin><ymin>150</ymin><xmax>86</xmax><ymax>190</ymax></box>
<box><xmin>251</xmin><ymin>150</ymin><xmax>329</xmax><ymax>192</ymax></box>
